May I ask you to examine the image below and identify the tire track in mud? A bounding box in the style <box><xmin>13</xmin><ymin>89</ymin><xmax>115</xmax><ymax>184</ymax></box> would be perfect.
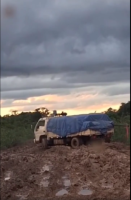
<box><xmin>0</xmin><ymin>142</ymin><xmax>130</xmax><ymax>200</ymax></box>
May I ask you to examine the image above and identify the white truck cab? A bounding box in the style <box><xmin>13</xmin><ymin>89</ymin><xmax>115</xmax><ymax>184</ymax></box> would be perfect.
<box><xmin>34</xmin><ymin>117</ymin><xmax>49</xmax><ymax>144</ymax></box>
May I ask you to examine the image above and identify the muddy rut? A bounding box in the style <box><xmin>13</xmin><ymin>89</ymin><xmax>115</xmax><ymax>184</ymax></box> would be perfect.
<box><xmin>0</xmin><ymin>141</ymin><xmax>130</xmax><ymax>200</ymax></box>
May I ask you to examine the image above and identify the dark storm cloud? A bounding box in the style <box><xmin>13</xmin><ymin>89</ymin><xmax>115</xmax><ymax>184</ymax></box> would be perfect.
<box><xmin>1</xmin><ymin>69</ymin><xmax>130</xmax><ymax>94</ymax></box>
<box><xmin>1</xmin><ymin>0</ymin><xmax>130</xmax><ymax>80</ymax></box>
<box><xmin>1</xmin><ymin>88</ymin><xmax>71</xmax><ymax>100</ymax></box>
<box><xmin>101</xmin><ymin>84</ymin><xmax>130</xmax><ymax>96</ymax></box>
<box><xmin>1</xmin><ymin>0</ymin><xmax>130</xmax><ymax>112</ymax></box>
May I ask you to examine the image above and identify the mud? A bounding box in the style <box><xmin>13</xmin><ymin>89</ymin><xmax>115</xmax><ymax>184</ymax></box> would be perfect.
<box><xmin>0</xmin><ymin>141</ymin><xmax>130</xmax><ymax>200</ymax></box>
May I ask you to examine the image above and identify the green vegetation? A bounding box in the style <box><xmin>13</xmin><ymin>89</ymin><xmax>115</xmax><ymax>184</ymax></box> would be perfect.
<box><xmin>104</xmin><ymin>101</ymin><xmax>130</xmax><ymax>144</ymax></box>
<box><xmin>0</xmin><ymin>102</ymin><xmax>130</xmax><ymax>149</ymax></box>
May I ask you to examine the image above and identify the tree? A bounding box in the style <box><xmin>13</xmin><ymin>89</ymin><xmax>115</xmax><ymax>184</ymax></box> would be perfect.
<box><xmin>34</xmin><ymin>107</ymin><xmax>50</xmax><ymax>117</ymax></box>
<box><xmin>118</xmin><ymin>101</ymin><xmax>130</xmax><ymax>116</ymax></box>
<box><xmin>11</xmin><ymin>110</ymin><xmax>18</xmax><ymax>116</ymax></box>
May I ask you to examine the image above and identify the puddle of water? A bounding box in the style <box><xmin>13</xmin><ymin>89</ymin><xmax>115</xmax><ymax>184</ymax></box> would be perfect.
<box><xmin>41</xmin><ymin>165</ymin><xmax>50</xmax><ymax>173</ymax></box>
<box><xmin>40</xmin><ymin>162</ymin><xmax>53</xmax><ymax>174</ymax></box>
<box><xmin>40</xmin><ymin>179</ymin><xmax>49</xmax><ymax>187</ymax></box>
<box><xmin>40</xmin><ymin>175</ymin><xmax>50</xmax><ymax>187</ymax></box>
<box><xmin>63</xmin><ymin>179</ymin><xmax>71</xmax><ymax>187</ymax></box>
<box><xmin>5</xmin><ymin>177</ymin><xmax>10</xmax><ymax>181</ymax></box>
<box><xmin>4</xmin><ymin>171</ymin><xmax>12</xmax><ymax>181</ymax></box>
<box><xmin>62</xmin><ymin>175</ymin><xmax>71</xmax><ymax>188</ymax></box>
<box><xmin>78</xmin><ymin>188</ymin><xmax>93</xmax><ymax>196</ymax></box>
<box><xmin>56</xmin><ymin>189</ymin><xmax>68</xmax><ymax>196</ymax></box>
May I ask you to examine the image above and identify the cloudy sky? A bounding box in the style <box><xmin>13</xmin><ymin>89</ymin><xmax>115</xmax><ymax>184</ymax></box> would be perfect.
<box><xmin>1</xmin><ymin>0</ymin><xmax>130</xmax><ymax>116</ymax></box>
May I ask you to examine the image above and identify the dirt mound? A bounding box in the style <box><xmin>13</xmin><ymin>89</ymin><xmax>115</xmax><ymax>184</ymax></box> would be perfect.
<box><xmin>0</xmin><ymin>142</ymin><xmax>130</xmax><ymax>200</ymax></box>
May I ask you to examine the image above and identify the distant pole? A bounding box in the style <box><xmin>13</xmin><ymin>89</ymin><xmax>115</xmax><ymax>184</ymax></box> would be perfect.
<box><xmin>125</xmin><ymin>124</ymin><xmax>129</xmax><ymax>140</ymax></box>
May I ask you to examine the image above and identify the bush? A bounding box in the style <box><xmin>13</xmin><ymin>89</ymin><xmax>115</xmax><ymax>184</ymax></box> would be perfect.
<box><xmin>112</xmin><ymin>125</ymin><xmax>130</xmax><ymax>145</ymax></box>
<box><xmin>1</xmin><ymin>127</ymin><xmax>34</xmax><ymax>149</ymax></box>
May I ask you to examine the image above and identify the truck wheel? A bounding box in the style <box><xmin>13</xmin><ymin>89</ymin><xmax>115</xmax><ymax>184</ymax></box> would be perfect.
<box><xmin>41</xmin><ymin>138</ymin><xmax>48</xmax><ymax>149</ymax></box>
<box><xmin>105</xmin><ymin>134</ymin><xmax>111</xmax><ymax>143</ymax></box>
<box><xmin>71</xmin><ymin>137</ymin><xmax>81</xmax><ymax>149</ymax></box>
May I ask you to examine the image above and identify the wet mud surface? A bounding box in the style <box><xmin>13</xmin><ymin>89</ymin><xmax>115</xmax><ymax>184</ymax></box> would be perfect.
<box><xmin>0</xmin><ymin>141</ymin><xmax>130</xmax><ymax>200</ymax></box>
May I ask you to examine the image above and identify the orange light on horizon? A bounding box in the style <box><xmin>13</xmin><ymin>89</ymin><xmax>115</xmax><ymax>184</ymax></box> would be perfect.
<box><xmin>1</xmin><ymin>103</ymin><xmax>120</xmax><ymax>117</ymax></box>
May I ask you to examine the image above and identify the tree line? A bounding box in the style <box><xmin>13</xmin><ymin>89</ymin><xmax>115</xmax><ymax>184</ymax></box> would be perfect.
<box><xmin>1</xmin><ymin>101</ymin><xmax>130</xmax><ymax>127</ymax></box>
<box><xmin>0</xmin><ymin>101</ymin><xmax>130</xmax><ymax>149</ymax></box>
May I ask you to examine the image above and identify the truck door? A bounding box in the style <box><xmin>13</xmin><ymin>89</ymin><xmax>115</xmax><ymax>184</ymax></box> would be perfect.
<box><xmin>34</xmin><ymin>120</ymin><xmax>46</xmax><ymax>139</ymax></box>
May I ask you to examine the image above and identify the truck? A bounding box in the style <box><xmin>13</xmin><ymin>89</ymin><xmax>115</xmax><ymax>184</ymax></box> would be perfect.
<box><xmin>34</xmin><ymin>113</ymin><xmax>114</xmax><ymax>149</ymax></box>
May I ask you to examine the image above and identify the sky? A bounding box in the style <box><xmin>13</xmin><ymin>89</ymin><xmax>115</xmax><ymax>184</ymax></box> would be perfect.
<box><xmin>1</xmin><ymin>0</ymin><xmax>130</xmax><ymax>116</ymax></box>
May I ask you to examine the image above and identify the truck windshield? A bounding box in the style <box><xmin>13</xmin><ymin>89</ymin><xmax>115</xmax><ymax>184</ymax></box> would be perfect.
<box><xmin>35</xmin><ymin>120</ymin><xmax>45</xmax><ymax>131</ymax></box>
<box><xmin>37</xmin><ymin>120</ymin><xmax>45</xmax><ymax>127</ymax></box>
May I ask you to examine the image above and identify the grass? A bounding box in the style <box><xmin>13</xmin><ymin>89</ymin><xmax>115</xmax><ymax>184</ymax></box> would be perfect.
<box><xmin>0</xmin><ymin>115</ymin><xmax>130</xmax><ymax>149</ymax></box>
<box><xmin>1</xmin><ymin>127</ymin><xmax>34</xmax><ymax>149</ymax></box>
<box><xmin>112</xmin><ymin>125</ymin><xmax>130</xmax><ymax>145</ymax></box>
<box><xmin>1</xmin><ymin>125</ymin><xmax>130</xmax><ymax>149</ymax></box>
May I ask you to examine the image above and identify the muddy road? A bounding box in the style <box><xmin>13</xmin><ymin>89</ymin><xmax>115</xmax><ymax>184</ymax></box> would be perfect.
<box><xmin>0</xmin><ymin>141</ymin><xmax>130</xmax><ymax>200</ymax></box>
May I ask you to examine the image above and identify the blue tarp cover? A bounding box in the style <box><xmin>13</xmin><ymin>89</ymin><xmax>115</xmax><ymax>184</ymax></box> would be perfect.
<box><xmin>47</xmin><ymin>113</ymin><xmax>114</xmax><ymax>137</ymax></box>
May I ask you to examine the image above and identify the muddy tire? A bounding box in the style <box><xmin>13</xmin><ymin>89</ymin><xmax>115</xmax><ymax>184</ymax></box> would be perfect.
<box><xmin>71</xmin><ymin>137</ymin><xmax>81</xmax><ymax>149</ymax></box>
<box><xmin>105</xmin><ymin>135</ymin><xmax>111</xmax><ymax>143</ymax></box>
<box><xmin>41</xmin><ymin>138</ymin><xmax>48</xmax><ymax>149</ymax></box>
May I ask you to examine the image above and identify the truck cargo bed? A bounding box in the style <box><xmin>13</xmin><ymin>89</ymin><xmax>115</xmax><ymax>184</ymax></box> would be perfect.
<box><xmin>47</xmin><ymin>113</ymin><xmax>114</xmax><ymax>137</ymax></box>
